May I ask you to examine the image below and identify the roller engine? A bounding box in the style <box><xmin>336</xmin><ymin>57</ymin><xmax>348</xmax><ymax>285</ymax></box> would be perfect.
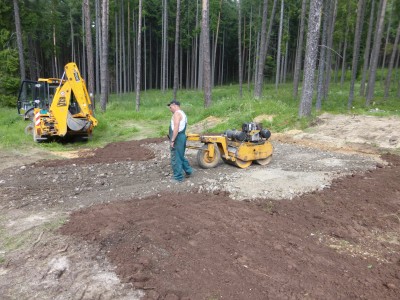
<box><xmin>225</xmin><ymin>122</ymin><xmax>271</xmax><ymax>143</ymax></box>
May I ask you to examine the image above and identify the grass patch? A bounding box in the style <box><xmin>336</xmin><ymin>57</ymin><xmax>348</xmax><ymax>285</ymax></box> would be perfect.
<box><xmin>1</xmin><ymin>230</ymin><xmax>32</xmax><ymax>253</ymax></box>
<box><xmin>42</xmin><ymin>217</ymin><xmax>67</xmax><ymax>231</ymax></box>
<box><xmin>0</xmin><ymin>216</ymin><xmax>67</xmax><ymax>263</ymax></box>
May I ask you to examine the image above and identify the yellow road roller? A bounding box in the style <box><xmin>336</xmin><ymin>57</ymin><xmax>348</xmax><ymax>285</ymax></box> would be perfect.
<box><xmin>187</xmin><ymin>122</ymin><xmax>273</xmax><ymax>169</ymax></box>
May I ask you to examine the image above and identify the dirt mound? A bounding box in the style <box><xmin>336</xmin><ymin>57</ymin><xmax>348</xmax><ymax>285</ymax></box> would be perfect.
<box><xmin>37</xmin><ymin>138</ymin><xmax>166</xmax><ymax>167</ymax></box>
<box><xmin>59</xmin><ymin>154</ymin><xmax>400</xmax><ymax>299</ymax></box>
<box><xmin>273</xmin><ymin>113</ymin><xmax>400</xmax><ymax>153</ymax></box>
<box><xmin>187</xmin><ymin>116</ymin><xmax>224</xmax><ymax>133</ymax></box>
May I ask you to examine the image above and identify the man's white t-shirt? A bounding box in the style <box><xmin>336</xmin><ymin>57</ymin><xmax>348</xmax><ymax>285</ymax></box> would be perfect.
<box><xmin>170</xmin><ymin>110</ymin><xmax>187</xmax><ymax>132</ymax></box>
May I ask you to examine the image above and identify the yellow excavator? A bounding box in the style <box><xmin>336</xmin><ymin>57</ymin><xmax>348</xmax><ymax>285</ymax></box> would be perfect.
<box><xmin>18</xmin><ymin>62</ymin><xmax>98</xmax><ymax>142</ymax></box>
<box><xmin>187</xmin><ymin>122</ymin><xmax>273</xmax><ymax>169</ymax></box>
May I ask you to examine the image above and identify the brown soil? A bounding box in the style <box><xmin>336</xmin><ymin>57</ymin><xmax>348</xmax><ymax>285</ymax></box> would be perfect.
<box><xmin>39</xmin><ymin>137</ymin><xmax>166</xmax><ymax>167</ymax></box>
<box><xmin>60</xmin><ymin>158</ymin><xmax>400</xmax><ymax>300</ymax></box>
<box><xmin>0</xmin><ymin>114</ymin><xmax>400</xmax><ymax>300</ymax></box>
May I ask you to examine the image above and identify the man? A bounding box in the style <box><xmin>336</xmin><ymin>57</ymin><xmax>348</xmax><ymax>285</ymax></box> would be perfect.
<box><xmin>168</xmin><ymin>100</ymin><xmax>193</xmax><ymax>182</ymax></box>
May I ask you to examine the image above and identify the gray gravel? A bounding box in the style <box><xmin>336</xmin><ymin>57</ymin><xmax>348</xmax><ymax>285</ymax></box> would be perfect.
<box><xmin>0</xmin><ymin>140</ymin><xmax>381</xmax><ymax>212</ymax></box>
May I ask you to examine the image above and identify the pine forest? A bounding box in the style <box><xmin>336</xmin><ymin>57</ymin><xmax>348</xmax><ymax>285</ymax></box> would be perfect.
<box><xmin>2</xmin><ymin>0</ymin><xmax>400</xmax><ymax>116</ymax></box>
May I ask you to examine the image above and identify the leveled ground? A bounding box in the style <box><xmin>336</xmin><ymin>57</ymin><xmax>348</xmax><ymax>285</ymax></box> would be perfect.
<box><xmin>0</xmin><ymin>113</ymin><xmax>399</xmax><ymax>300</ymax></box>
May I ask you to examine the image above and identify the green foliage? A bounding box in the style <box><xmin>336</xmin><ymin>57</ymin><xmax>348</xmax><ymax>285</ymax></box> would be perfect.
<box><xmin>1</xmin><ymin>80</ymin><xmax>400</xmax><ymax>152</ymax></box>
<box><xmin>0</xmin><ymin>107</ymin><xmax>31</xmax><ymax>148</ymax></box>
<box><xmin>0</xmin><ymin>0</ymin><xmax>12</xmax><ymax>31</ymax></box>
<box><xmin>0</xmin><ymin>29</ymin><xmax>20</xmax><ymax>107</ymax></box>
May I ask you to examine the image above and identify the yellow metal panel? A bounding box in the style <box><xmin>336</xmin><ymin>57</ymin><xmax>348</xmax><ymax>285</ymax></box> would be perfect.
<box><xmin>236</xmin><ymin>141</ymin><xmax>273</xmax><ymax>161</ymax></box>
<box><xmin>64</xmin><ymin>63</ymin><xmax>98</xmax><ymax>126</ymax></box>
<box><xmin>49</xmin><ymin>82</ymin><xmax>72</xmax><ymax>136</ymax></box>
<box><xmin>186</xmin><ymin>133</ymin><xmax>200</xmax><ymax>141</ymax></box>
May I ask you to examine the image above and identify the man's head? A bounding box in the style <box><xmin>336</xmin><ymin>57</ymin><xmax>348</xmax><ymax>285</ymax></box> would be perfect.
<box><xmin>167</xmin><ymin>100</ymin><xmax>180</xmax><ymax>107</ymax></box>
<box><xmin>167</xmin><ymin>100</ymin><xmax>180</xmax><ymax>112</ymax></box>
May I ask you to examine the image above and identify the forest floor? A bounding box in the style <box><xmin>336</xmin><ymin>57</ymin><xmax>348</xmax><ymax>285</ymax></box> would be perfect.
<box><xmin>0</xmin><ymin>113</ymin><xmax>400</xmax><ymax>300</ymax></box>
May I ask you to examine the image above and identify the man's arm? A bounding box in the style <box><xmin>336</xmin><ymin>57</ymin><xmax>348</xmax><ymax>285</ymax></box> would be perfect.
<box><xmin>171</xmin><ymin>112</ymin><xmax>182</xmax><ymax>146</ymax></box>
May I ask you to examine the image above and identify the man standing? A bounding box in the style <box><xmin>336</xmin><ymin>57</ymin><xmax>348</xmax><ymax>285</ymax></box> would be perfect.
<box><xmin>168</xmin><ymin>100</ymin><xmax>193</xmax><ymax>182</ymax></box>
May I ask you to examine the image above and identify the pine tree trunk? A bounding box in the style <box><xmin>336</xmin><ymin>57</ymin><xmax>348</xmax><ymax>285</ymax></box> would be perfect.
<box><xmin>254</xmin><ymin>24</ymin><xmax>260</xmax><ymax>87</ymax></box>
<box><xmin>360</xmin><ymin>0</ymin><xmax>376</xmax><ymax>96</ymax></box>
<box><xmin>70</xmin><ymin>10</ymin><xmax>76</xmax><ymax>63</ymax></box>
<box><xmin>283</xmin><ymin>27</ymin><xmax>288</xmax><ymax>84</ymax></box>
<box><xmin>366</xmin><ymin>0</ymin><xmax>387</xmax><ymax>105</ymax></box>
<box><xmin>198</xmin><ymin>14</ymin><xmax>204</xmax><ymax>90</ymax></box>
<box><xmin>162</xmin><ymin>0</ymin><xmax>168</xmax><ymax>92</ymax></box>
<box><xmin>122</xmin><ymin>2</ymin><xmax>127</xmax><ymax>93</ymax></box>
<box><xmin>133</xmin><ymin>11</ymin><xmax>137</xmax><ymax>91</ymax></box>
<box><xmin>276</xmin><ymin>0</ymin><xmax>284</xmax><ymax>89</ymax></box>
<box><xmin>100</xmin><ymin>0</ymin><xmax>110</xmax><ymax>112</ymax></box>
<box><xmin>384</xmin><ymin>21</ymin><xmax>400</xmax><ymax>98</ymax></box>
<box><xmin>143</xmin><ymin>16</ymin><xmax>147</xmax><ymax>91</ymax></box>
<box><xmin>193</xmin><ymin>0</ymin><xmax>199</xmax><ymax>89</ymax></box>
<box><xmin>52</xmin><ymin>25</ymin><xmax>58</xmax><ymax>77</ymax></box>
<box><xmin>242</xmin><ymin>16</ymin><xmax>246</xmax><ymax>86</ymax></box>
<box><xmin>340</xmin><ymin>33</ymin><xmax>348</xmax><ymax>87</ymax></box>
<box><xmin>340</xmin><ymin>4</ymin><xmax>350</xmax><ymax>88</ymax></box>
<box><xmin>186</xmin><ymin>45</ymin><xmax>190</xmax><ymax>89</ymax></box>
<box><xmin>254</xmin><ymin>0</ymin><xmax>269</xmax><ymax>99</ymax></box>
<box><xmin>180</xmin><ymin>44</ymin><xmax>182</xmax><ymax>88</ymax></box>
<box><xmin>155</xmin><ymin>37</ymin><xmax>159</xmax><ymax>89</ymax></box>
<box><xmin>323</xmin><ymin>0</ymin><xmax>337</xmax><ymax>98</ymax></box>
<box><xmin>135</xmin><ymin>0</ymin><xmax>142</xmax><ymax>111</ymax></box>
<box><xmin>220</xmin><ymin>30</ymin><xmax>225</xmax><ymax>85</ymax></box>
<box><xmin>299</xmin><ymin>0</ymin><xmax>323</xmax><ymax>117</ymax></box>
<box><xmin>247</xmin><ymin>6</ymin><xmax>253</xmax><ymax>91</ymax></box>
<box><xmin>316</xmin><ymin>0</ymin><xmax>328</xmax><ymax>111</ymax></box>
<box><xmin>95</xmin><ymin>0</ymin><xmax>101</xmax><ymax>96</ymax></box>
<box><xmin>149</xmin><ymin>25</ymin><xmax>153</xmax><ymax>90</ymax></box>
<box><xmin>127</xmin><ymin>2</ymin><xmax>131</xmax><ymax>91</ymax></box>
<box><xmin>115</xmin><ymin>12</ymin><xmax>119</xmax><ymax>94</ymax></box>
<box><xmin>397</xmin><ymin>50</ymin><xmax>400</xmax><ymax>97</ymax></box>
<box><xmin>238</xmin><ymin>0</ymin><xmax>243</xmax><ymax>98</ymax></box>
<box><xmin>293</xmin><ymin>0</ymin><xmax>307</xmax><ymax>98</ymax></box>
<box><xmin>254</xmin><ymin>0</ymin><xmax>277</xmax><ymax>99</ymax></box>
<box><xmin>84</xmin><ymin>0</ymin><xmax>95</xmax><ymax>106</ymax></box>
<box><xmin>173</xmin><ymin>0</ymin><xmax>181</xmax><ymax>99</ymax></box>
<box><xmin>380</xmin><ymin>6</ymin><xmax>392</xmax><ymax>82</ymax></box>
<box><xmin>119</xmin><ymin>7</ymin><xmax>122</xmax><ymax>93</ymax></box>
<box><xmin>186</xmin><ymin>11</ymin><xmax>190</xmax><ymax>88</ymax></box>
<box><xmin>202</xmin><ymin>0</ymin><xmax>212</xmax><ymax>107</ymax></box>
<box><xmin>212</xmin><ymin>0</ymin><xmax>223</xmax><ymax>88</ymax></box>
<box><xmin>334</xmin><ymin>42</ymin><xmax>341</xmax><ymax>83</ymax></box>
<box><xmin>348</xmin><ymin>0</ymin><xmax>366</xmax><ymax>109</ymax></box>
<box><xmin>27</xmin><ymin>37</ymin><xmax>36</xmax><ymax>79</ymax></box>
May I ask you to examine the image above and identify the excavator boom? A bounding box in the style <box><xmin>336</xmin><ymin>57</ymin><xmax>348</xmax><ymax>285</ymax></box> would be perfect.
<box><xmin>28</xmin><ymin>62</ymin><xmax>98</xmax><ymax>142</ymax></box>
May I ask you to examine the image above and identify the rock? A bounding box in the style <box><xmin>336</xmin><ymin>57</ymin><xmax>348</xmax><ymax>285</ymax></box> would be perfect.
<box><xmin>164</xmin><ymin>293</ymin><xmax>180</xmax><ymax>300</ymax></box>
<box><xmin>132</xmin><ymin>273</ymin><xmax>150</xmax><ymax>282</ymax></box>
<box><xmin>145</xmin><ymin>290</ymin><xmax>160</xmax><ymax>300</ymax></box>
<box><xmin>383</xmin><ymin>282</ymin><xmax>396</xmax><ymax>290</ymax></box>
<box><xmin>47</xmin><ymin>256</ymin><xmax>70</xmax><ymax>279</ymax></box>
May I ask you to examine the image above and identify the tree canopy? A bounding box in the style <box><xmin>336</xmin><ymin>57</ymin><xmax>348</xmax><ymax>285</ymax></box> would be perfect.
<box><xmin>2</xmin><ymin>0</ymin><xmax>400</xmax><ymax>114</ymax></box>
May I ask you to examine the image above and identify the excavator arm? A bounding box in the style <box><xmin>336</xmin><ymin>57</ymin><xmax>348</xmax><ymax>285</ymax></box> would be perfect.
<box><xmin>32</xmin><ymin>62</ymin><xmax>98</xmax><ymax>141</ymax></box>
<box><xmin>50</xmin><ymin>62</ymin><xmax>98</xmax><ymax>136</ymax></box>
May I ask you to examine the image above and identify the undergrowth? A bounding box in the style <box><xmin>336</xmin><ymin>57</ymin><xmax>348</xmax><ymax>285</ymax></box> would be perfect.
<box><xmin>0</xmin><ymin>82</ymin><xmax>399</xmax><ymax>151</ymax></box>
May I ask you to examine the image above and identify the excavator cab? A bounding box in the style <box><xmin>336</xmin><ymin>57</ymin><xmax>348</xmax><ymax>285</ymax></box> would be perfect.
<box><xmin>17</xmin><ymin>78</ymin><xmax>62</xmax><ymax>120</ymax></box>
